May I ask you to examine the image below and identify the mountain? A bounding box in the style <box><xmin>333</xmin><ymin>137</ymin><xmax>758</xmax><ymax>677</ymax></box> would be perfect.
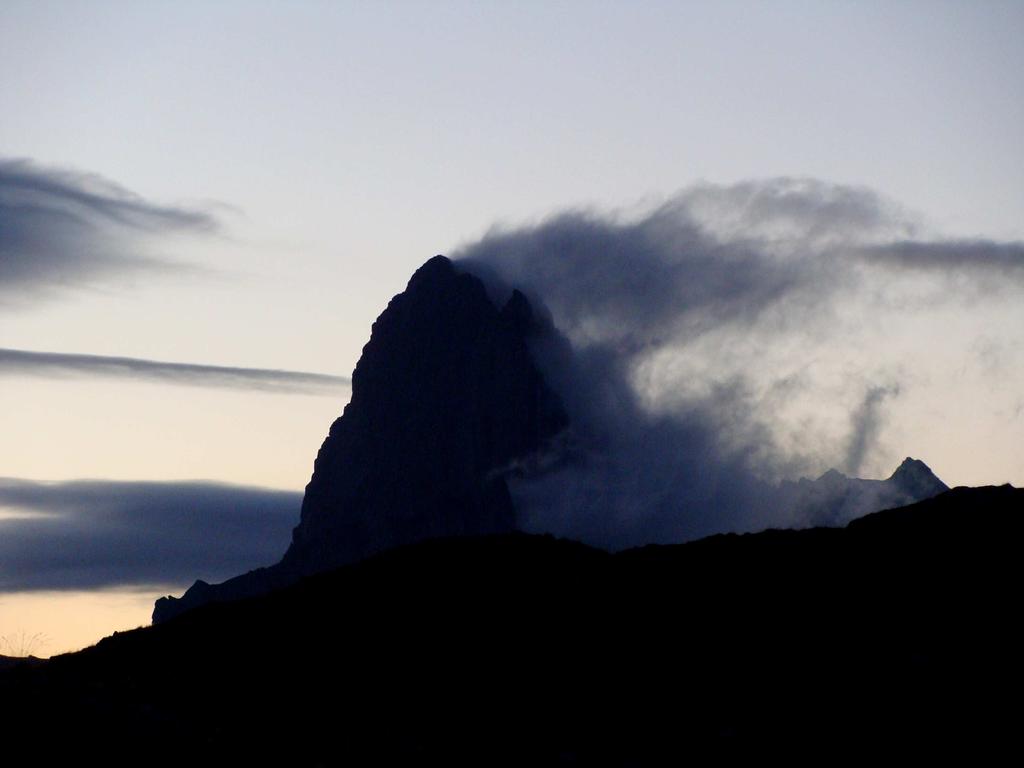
<box><xmin>4</xmin><ymin>485</ymin><xmax>1022</xmax><ymax>762</ymax></box>
<box><xmin>154</xmin><ymin>255</ymin><xmax>566</xmax><ymax>622</ymax></box>
<box><xmin>7</xmin><ymin>256</ymin><xmax>1016</xmax><ymax>761</ymax></box>
<box><xmin>888</xmin><ymin>455</ymin><xmax>950</xmax><ymax>497</ymax></box>
<box><xmin>155</xmin><ymin>256</ymin><xmax>951</xmax><ymax>623</ymax></box>
<box><xmin>280</xmin><ymin>255</ymin><xmax>566</xmax><ymax>576</ymax></box>
<box><xmin>778</xmin><ymin>455</ymin><xmax>949</xmax><ymax>526</ymax></box>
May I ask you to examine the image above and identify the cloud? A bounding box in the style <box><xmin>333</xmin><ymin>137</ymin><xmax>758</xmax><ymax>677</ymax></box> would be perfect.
<box><xmin>864</xmin><ymin>239</ymin><xmax>1024</xmax><ymax>273</ymax></box>
<box><xmin>453</xmin><ymin>178</ymin><xmax>1024</xmax><ymax>546</ymax></box>
<box><xmin>844</xmin><ymin>384</ymin><xmax>900</xmax><ymax>476</ymax></box>
<box><xmin>459</xmin><ymin>178</ymin><xmax>1022</xmax><ymax>353</ymax></box>
<box><xmin>0</xmin><ymin>157</ymin><xmax>219</xmax><ymax>303</ymax></box>
<box><xmin>0</xmin><ymin>347</ymin><xmax>350</xmax><ymax>395</ymax></box>
<box><xmin>0</xmin><ymin>478</ymin><xmax>301</xmax><ymax>591</ymax></box>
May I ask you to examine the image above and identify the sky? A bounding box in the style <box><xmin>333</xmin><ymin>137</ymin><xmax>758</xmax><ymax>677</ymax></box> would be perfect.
<box><xmin>1</xmin><ymin>0</ymin><xmax>1022</xmax><ymax>655</ymax></box>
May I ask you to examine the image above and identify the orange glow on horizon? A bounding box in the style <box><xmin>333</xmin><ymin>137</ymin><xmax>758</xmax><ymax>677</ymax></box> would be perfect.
<box><xmin>0</xmin><ymin>588</ymin><xmax>176</xmax><ymax>658</ymax></box>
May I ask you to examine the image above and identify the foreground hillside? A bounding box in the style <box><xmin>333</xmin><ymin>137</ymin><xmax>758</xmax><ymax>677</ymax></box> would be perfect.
<box><xmin>2</xmin><ymin>485</ymin><xmax>1021</xmax><ymax>763</ymax></box>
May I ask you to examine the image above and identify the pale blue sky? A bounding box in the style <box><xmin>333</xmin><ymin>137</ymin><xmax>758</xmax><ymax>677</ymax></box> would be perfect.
<box><xmin>1</xmin><ymin>1</ymin><xmax>1022</xmax><ymax>653</ymax></box>
<box><xmin>3</xmin><ymin>1</ymin><xmax>1022</xmax><ymax>365</ymax></box>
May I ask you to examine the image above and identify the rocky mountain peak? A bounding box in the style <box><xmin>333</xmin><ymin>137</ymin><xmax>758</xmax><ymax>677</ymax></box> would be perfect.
<box><xmin>888</xmin><ymin>457</ymin><xmax>949</xmax><ymax>498</ymax></box>
<box><xmin>780</xmin><ymin>457</ymin><xmax>950</xmax><ymax>528</ymax></box>
<box><xmin>279</xmin><ymin>255</ymin><xmax>567</xmax><ymax>575</ymax></box>
<box><xmin>154</xmin><ymin>255</ymin><xmax>567</xmax><ymax>622</ymax></box>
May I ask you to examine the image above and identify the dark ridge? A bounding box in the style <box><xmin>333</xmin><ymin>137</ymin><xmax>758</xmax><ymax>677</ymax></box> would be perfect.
<box><xmin>0</xmin><ymin>655</ymin><xmax>44</xmax><ymax>672</ymax></box>
<box><xmin>6</xmin><ymin>485</ymin><xmax>1022</xmax><ymax>762</ymax></box>
<box><xmin>848</xmin><ymin>481</ymin><xmax>1018</xmax><ymax>535</ymax></box>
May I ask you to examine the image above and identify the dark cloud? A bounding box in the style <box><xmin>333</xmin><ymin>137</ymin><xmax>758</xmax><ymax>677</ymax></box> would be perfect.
<box><xmin>864</xmin><ymin>239</ymin><xmax>1024</xmax><ymax>272</ymax></box>
<box><xmin>0</xmin><ymin>479</ymin><xmax>300</xmax><ymax>590</ymax></box>
<box><xmin>454</xmin><ymin>178</ymin><xmax>1024</xmax><ymax>546</ymax></box>
<box><xmin>844</xmin><ymin>384</ymin><xmax>900</xmax><ymax>476</ymax></box>
<box><xmin>0</xmin><ymin>158</ymin><xmax>218</xmax><ymax>302</ymax></box>
<box><xmin>461</xmin><ymin>207</ymin><xmax>814</xmax><ymax>352</ymax></box>
<box><xmin>0</xmin><ymin>347</ymin><xmax>349</xmax><ymax>395</ymax></box>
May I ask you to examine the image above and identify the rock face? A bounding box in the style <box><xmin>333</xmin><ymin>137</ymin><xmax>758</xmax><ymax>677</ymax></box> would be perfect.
<box><xmin>888</xmin><ymin>456</ymin><xmax>949</xmax><ymax>500</ymax></box>
<box><xmin>155</xmin><ymin>255</ymin><xmax>566</xmax><ymax>622</ymax></box>
<box><xmin>779</xmin><ymin>456</ymin><xmax>949</xmax><ymax>527</ymax></box>
<box><xmin>280</xmin><ymin>255</ymin><xmax>567</xmax><ymax>576</ymax></box>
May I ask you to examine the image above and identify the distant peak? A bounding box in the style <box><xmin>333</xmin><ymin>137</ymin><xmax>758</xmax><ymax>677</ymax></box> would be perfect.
<box><xmin>888</xmin><ymin>457</ymin><xmax>949</xmax><ymax>495</ymax></box>
<box><xmin>890</xmin><ymin>457</ymin><xmax>930</xmax><ymax>480</ymax></box>
<box><xmin>817</xmin><ymin>468</ymin><xmax>848</xmax><ymax>484</ymax></box>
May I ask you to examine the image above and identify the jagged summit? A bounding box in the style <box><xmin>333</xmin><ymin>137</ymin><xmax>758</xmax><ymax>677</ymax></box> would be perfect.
<box><xmin>816</xmin><ymin>467</ymin><xmax>848</xmax><ymax>488</ymax></box>
<box><xmin>280</xmin><ymin>254</ymin><xmax>567</xmax><ymax>576</ymax></box>
<box><xmin>781</xmin><ymin>457</ymin><xmax>949</xmax><ymax>527</ymax></box>
<box><xmin>408</xmin><ymin>252</ymin><xmax>453</xmax><ymax>283</ymax></box>
<box><xmin>889</xmin><ymin>456</ymin><xmax>948</xmax><ymax>498</ymax></box>
<box><xmin>155</xmin><ymin>255</ymin><xmax>566</xmax><ymax>622</ymax></box>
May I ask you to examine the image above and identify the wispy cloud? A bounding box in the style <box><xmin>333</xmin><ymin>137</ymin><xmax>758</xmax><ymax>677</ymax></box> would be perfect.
<box><xmin>0</xmin><ymin>348</ymin><xmax>349</xmax><ymax>395</ymax></box>
<box><xmin>863</xmin><ymin>239</ymin><xmax>1024</xmax><ymax>272</ymax></box>
<box><xmin>0</xmin><ymin>157</ymin><xmax>220</xmax><ymax>303</ymax></box>
<box><xmin>844</xmin><ymin>384</ymin><xmax>901</xmax><ymax>476</ymax></box>
<box><xmin>0</xmin><ymin>478</ymin><xmax>301</xmax><ymax>591</ymax></box>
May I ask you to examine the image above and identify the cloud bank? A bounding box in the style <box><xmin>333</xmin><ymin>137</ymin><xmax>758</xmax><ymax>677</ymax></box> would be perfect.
<box><xmin>0</xmin><ymin>479</ymin><xmax>301</xmax><ymax>590</ymax></box>
<box><xmin>0</xmin><ymin>158</ymin><xmax>218</xmax><ymax>303</ymax></box>
<box><xmin>0</xmin><ymin>348</ymin><xmax>349</xmax><ymax>395</ymax></box>
<box><xmin>455</xmin><ymin>178</ymin><xmax>1024</xmax><ymax>546</ymax></box>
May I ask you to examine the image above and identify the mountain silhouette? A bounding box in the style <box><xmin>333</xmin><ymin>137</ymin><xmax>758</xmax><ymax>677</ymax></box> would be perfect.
<box><xmin>2</xmin><ymin>245</ymin><xmax>1016</xmax><ymax>758</ymax></box>
<box><xmin>3</xmin><ymin>485</ymin><xmax>1021</xmax><ymax>762</ymax></box>
<box><xmin>778</xmin><ymin>455</ymin><xmax>949</xmax><ymax>526</ymax></box>
<box><xmin>155</xmin><ymin>257</ymin><xmax>951</xmax><ymax>623</ymax></box>
<box><xmin>154</xmin><ymin>255</ymin><xmax>566</xmax><ymax>622</ymax></box>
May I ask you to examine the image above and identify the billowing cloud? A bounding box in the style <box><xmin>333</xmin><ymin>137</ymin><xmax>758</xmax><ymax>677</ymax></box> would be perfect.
<box><xmin>0</xmin><ymin>479</ymin><xmax>300</xmax><ymax>590</ymax></box>
<box><xmin>459</xmin><ymin>179</ymin><xmax>1021</xmax><ymax>352</ymax></box>
<box><xmin>454</xmin><ymin>178</ymin><xmax>1024</xmax><ymax>546</ymax></box>
<box><xmin>0</xmin><ymin>348</ymin><xmax>349</xmax><ymax>395</ymax></box>
<box><xmin>0</xmin><ymin>158</ymin><xmax>218</xmax><ymax>303</ymax></box>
